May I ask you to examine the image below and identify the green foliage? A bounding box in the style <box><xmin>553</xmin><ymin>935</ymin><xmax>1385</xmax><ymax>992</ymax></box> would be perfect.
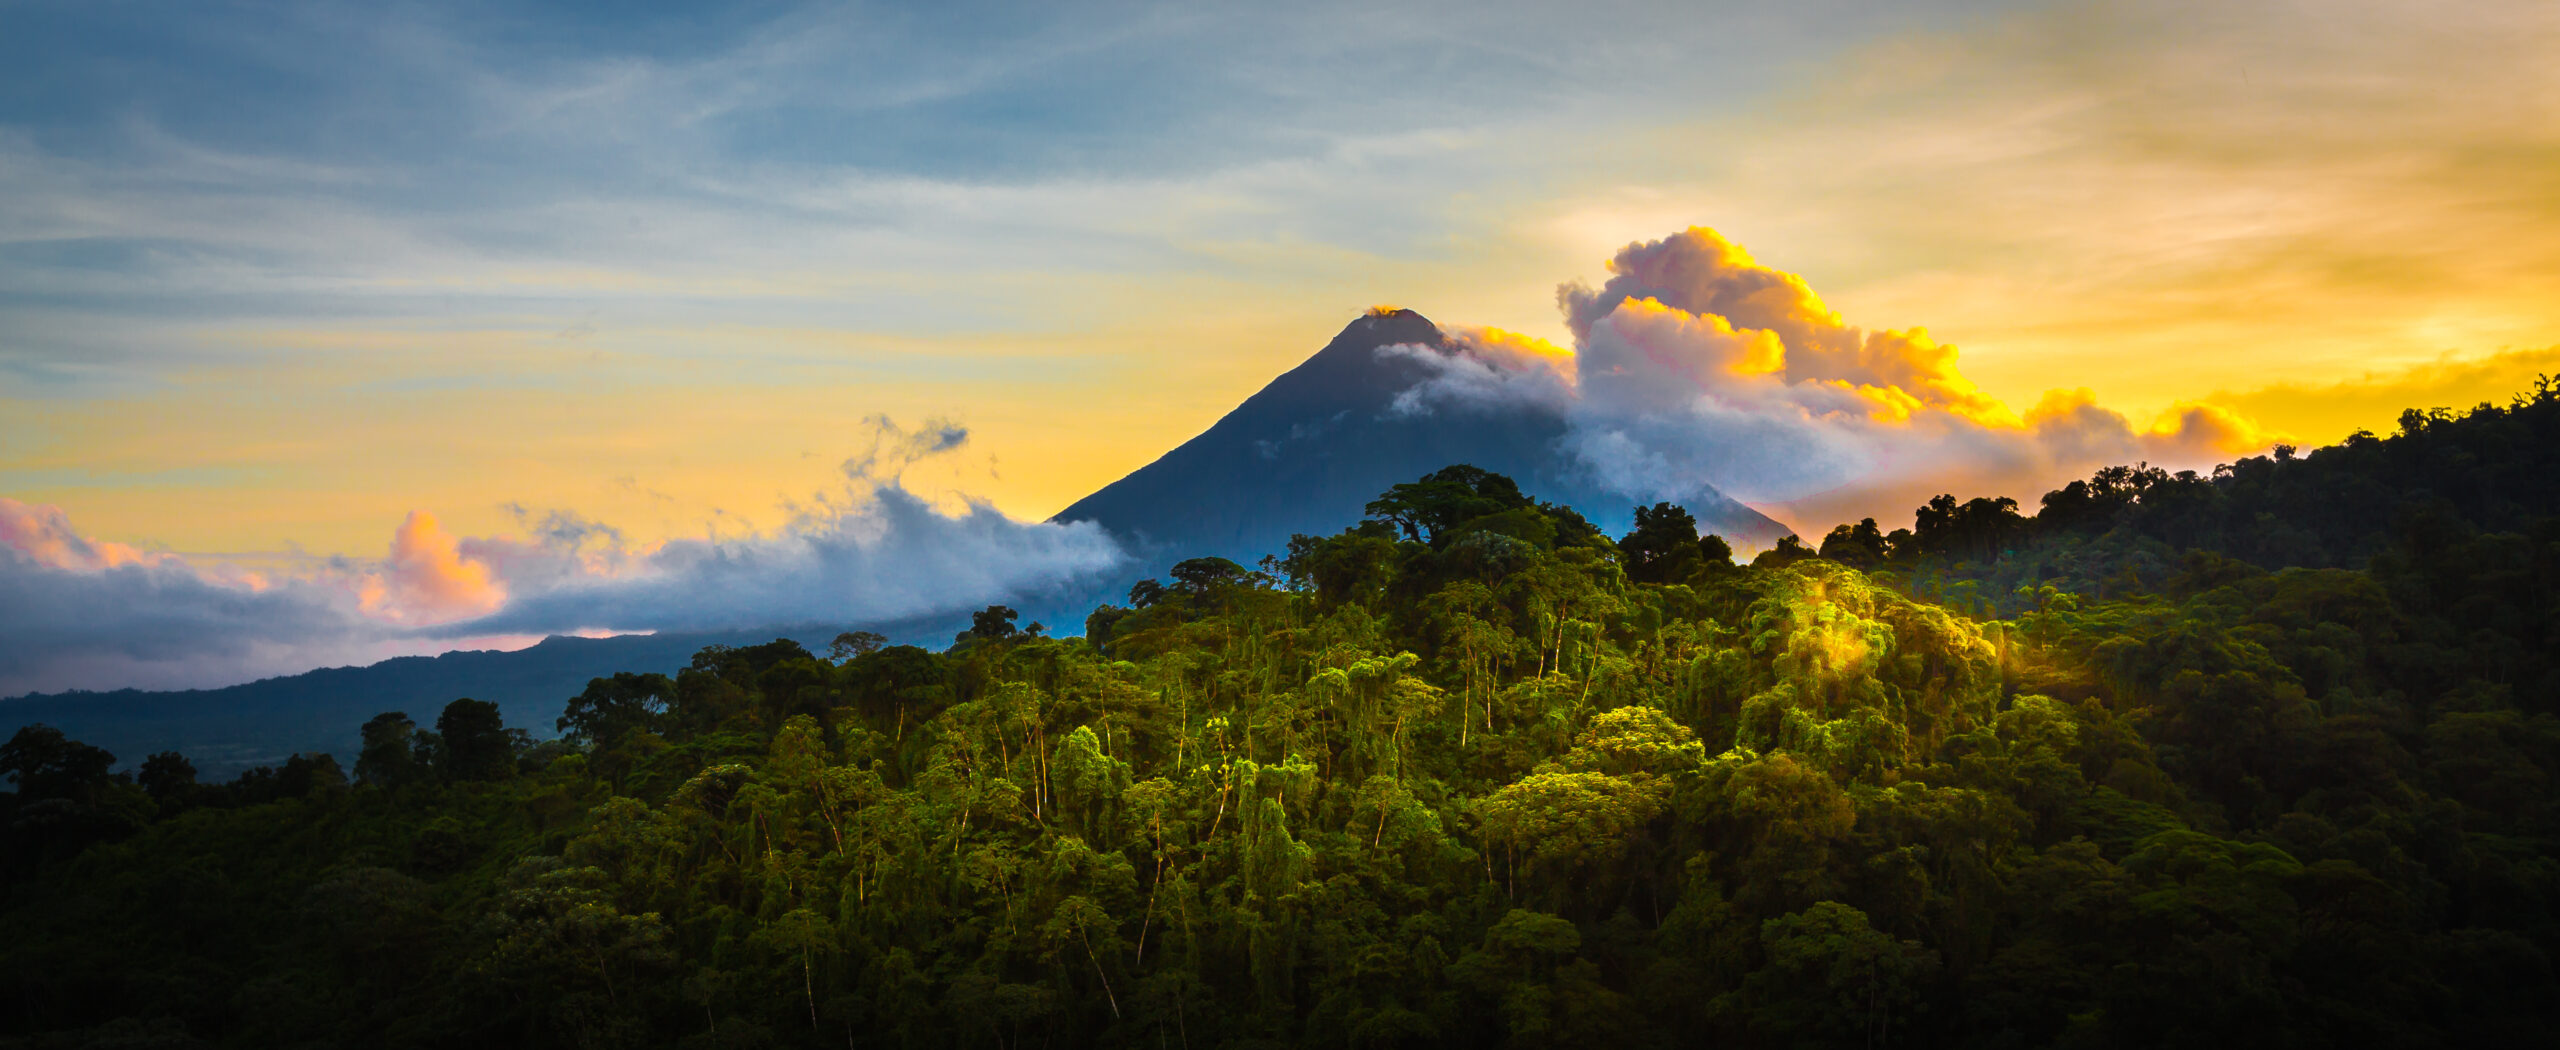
<box><xmin>357</xmin><ymin>711</ymin><xmax>426</xmax><ymax>788</ymax></box>
<box><xmin>435</xmin><ymin>698</ymin><xmax>514</xmax><ymax>782</ymax></box>
<box><xmin>1362</xmin><ymin>463</ymin><xmax>1535</xmax><ymax>545</ymax></box>
<box><xmin>10</xmin><ymin>420</ymin><xmax>2560</xmax><ymax>1046</ymax></box>
<box><xmin>1</xmin><ymin>724</ymin><xmax>117</xmax><ymax>802</ymax></box>
<box><xmin>557</xmin><ymin>672</ymin><xmax>676</xmax><ymax>748</ymax></box>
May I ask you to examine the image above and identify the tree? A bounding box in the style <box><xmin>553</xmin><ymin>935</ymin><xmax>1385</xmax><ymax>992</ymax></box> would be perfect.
<box><xmin>1364</xmin><ymin>464</ymin><xmax>1534</xmax><ymax>545</ymax></box>
<box><xmin>757</xmin><ymin>657</ymin><xmax>836</xmax><ymax>723</ymax></box>
<box><xmin>1751</xmin><ymin>535</ymin><xmax>1816</xmax><ymax>569</ymax></box>
<box><xmin>828</xmin><ymin>630</ymin><xmax>887</xmax><ymax>662</ymax></box>
<box><xmin>557</xmin><ymin>672</ymin><xmax>676</xmax><ymax>747</ymax></box>
<box><xmin>1085</xmin><ymin>604</ymin><xmax>1133</xmax><ymax>652</ymax></box>
<box><xmin>758</xmin><ymin>907</ymin><xmax>836</xmax><ymax>1031</ymax></box>
<box><xmin>689</xmin><ymin>638</ymin><xmax>817</xmax><ymax>689</ymax></box>
<box><xmin>1474</xmin><ymin>771</ymin><xmax>1666</xmax><ymax>891</ymax></box>
<box><xmin>1563</xmin><ymin>706</ymin><xmax>1703</xmax><ymax>778</ymax></box>
<box><xmin>0</xmin><ymin>724</ymin><xmax>115</xmax><ymax>802</ymax></box>
<box><xmin>1699</xmin><ymin>532</ymin><xmax>1735</xmax><ymax>569</ymax></box>
<box><xmin>1727</xmin><ymin>901</ymin><xmax>1940</xmax><ymax>1047</ymax></box>
<box><xmin>960</xmin><ymin>605</ymin><xmax>1021</xmax><ymax>645</ymax></box>
<box><xmin>1041</xmin><ymin>896</ymin><xmax>1127</xmax><ymax>1020</ymax></box>
<box><xmin>1281</xmin><ymin>531</ymin><xmax>1398</xmax><ymax>608</ymax></box>
<box><xmin>1910</xmin><ymin>493</ymin><xmax>2026</xmax><ymax>561</ymax></box>
<box><xmin>1168</xmin><ymin>556</ymin><xmax>1252</xmax><ymax>601</ymax></box>
<box><xmin>844</xmin><ymin>644</ymin><xmax>949</xmax><ymax>738</ymax></box>
<box><xmin>357</xmin><ymin>711</ymin><xmax>425</xmax><ymax>787</ymax></box>
<box><xmin>480</xmin><ymin>858</ymin><xmax>676</xmax><ymax>1044</ymax></box>
<box><xmin>1620</xmin><ymin>502</ymin><xmax>1704</xmax><ymax>583</ymax></box>
<box><xmin>1448</xmin><ymin>909</ymin><xmax>1626</xmax><ymax>1047</ymax></box>
<box><xmin>136</xmin><ymin>751</ymin><xmax>198</xmax><ymax>812</ymax></box>
<box><xmin>436</xmin><ymin>698</ymin><xmax>514</xmax><ymax>781</ymax></box>
<box><xmin>1817</xmin><ymin>518</ymin><xmax>1888</xmax><ymax>568</ymax></box>
<box><xmin>273</xmin><ymin>752</ymin><xmax>348</xmax><ymax>797</ymax></box>
<box><xmin>1050</xmin><ymin>725</ymin><xmax>1132</xmax><ymax>843</ymax></box>
<box><xmin>1127</xmin><ymin>578</ymin><xmax>1168</xmax><ymax>609</ymax></box>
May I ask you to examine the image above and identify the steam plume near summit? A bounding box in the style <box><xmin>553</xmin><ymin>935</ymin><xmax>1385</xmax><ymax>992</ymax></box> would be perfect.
<box><xmin>1392</xmin><ymin>227</ymin><xmax>2283</xmax><ymax>534</ymax></box>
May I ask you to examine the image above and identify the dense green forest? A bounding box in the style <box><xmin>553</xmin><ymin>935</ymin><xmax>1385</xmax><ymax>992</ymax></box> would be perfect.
<box><xmin>6</xmin><ymin>381</ymin><xmax>2559</xmax><ymax>1049</ymax></box>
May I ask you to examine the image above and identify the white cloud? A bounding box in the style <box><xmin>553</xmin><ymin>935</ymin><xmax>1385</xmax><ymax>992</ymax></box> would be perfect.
<box><xmin>1382</xmin><ymin>227</ymin><xmax>2285</xmax><ymax>531</ymax></box>
<box><xmin>0</xmin><ymin>421</ymin><xmax>1125</xmax><ymax>695</ymax></box>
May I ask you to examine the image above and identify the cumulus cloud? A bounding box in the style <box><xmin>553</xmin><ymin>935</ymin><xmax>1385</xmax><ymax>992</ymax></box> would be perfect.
<box><xmin>359</xmin><ymin>511</ymin><xmax>508</xmax><ymax>625</ymax></box>
<box><xmin>1388</xmin><ymin>227</ymin><xmax>2284</xmax><ymax>533</ymax></box>
<box><xmin>0</xmin><ymin>420</ymin><xmax>1126</xmax><ymax>696</ymax></box>
<box><xmin>0</xmin><ymin>498</ymin><xmax>164</xmax><ymax>572</ymax></box>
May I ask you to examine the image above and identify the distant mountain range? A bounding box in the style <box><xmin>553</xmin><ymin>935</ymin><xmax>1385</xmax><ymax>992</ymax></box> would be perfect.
<box><xmin>3</xmin><ymin>310</ymin><xmax>1789</xmax><ymax>774</ymax></box>
<box><xmin>0</xmin><ymin>632</ymin><xmax>749</xmax><ymax>777</ymax></box>
<box><xmin>1052</xmin><ymin>308</ymin><xmax>1788</xmax><ymax>564</ymax></box>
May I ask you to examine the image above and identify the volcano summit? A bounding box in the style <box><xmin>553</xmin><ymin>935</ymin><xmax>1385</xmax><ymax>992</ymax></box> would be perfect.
<box><xmin>1053</xmin><ymin>308</ymin><xmax>1791</xmax><ymax>564</ymax></box>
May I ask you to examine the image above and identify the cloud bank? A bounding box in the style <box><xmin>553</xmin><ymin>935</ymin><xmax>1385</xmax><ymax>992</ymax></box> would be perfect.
<box><xmin>0</xmin><ymin>421</ymin><xmax>1125</xmax><ymax>696</ymax></box>
<box><xmin>1392</xmin><ymin>227</ymin><xmax>2284</xmax><ymax>533</ymax></box>
<box><xmin>0</xmin><ymin>499</ymin><xmax>371</xmax><ymax>696</ymax></box>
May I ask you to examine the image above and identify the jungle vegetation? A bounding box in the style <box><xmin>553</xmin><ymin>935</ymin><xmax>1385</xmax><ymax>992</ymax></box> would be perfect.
<box><xmin>4</xmin><ymin>380</ymin><xmax>2558</xmax><ymax>1049</ymax></box>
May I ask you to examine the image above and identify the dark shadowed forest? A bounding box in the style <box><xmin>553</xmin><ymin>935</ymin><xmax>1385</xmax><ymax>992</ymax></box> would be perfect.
<box><xmin>6</xmin><ymin>380</ymin><xmax>2559</xmax><ymax>1049</ymax></box>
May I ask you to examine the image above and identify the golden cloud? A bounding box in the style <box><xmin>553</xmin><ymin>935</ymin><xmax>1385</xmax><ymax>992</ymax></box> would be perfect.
<box><xmin>1405</xmin><ymin>226</ymin><xmax>2290</xmax><ymax>536</ymax></box>
<box><xmin>358</xmin><ymin>510</ymin><xmax>508</xmax><ymax>625</ymax></box>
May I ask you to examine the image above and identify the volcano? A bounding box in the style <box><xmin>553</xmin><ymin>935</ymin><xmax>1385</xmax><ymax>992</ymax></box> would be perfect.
<box><xmin>1052</xmin><ymin>308</ymin><xmax>1791</xmax><ymax>564</ymax></box>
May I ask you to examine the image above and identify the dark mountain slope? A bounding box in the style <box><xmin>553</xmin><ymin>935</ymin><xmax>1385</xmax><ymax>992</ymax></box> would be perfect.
<box><xmin>0</xmin><ymin>632</ymin><xmax>747</xmax><ymax>776</ymax></box>
<box><xmin>1053</xmin><ymin>308</ymin><xmax>1789</xmax><ymax>563</ymax></box>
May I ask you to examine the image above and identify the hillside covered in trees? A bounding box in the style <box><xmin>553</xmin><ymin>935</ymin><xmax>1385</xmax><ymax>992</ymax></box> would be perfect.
<box><xmin>4</xmin><ymin>380</ymin><xmax>2558</xmax><ymax>1049</ymax></box>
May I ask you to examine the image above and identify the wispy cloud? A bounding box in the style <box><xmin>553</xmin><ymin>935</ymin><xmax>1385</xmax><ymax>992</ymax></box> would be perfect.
<box><xmin>0</xmin><ymin>1</ymin><xmax>1981</xmax><ymax>377</ymax></box>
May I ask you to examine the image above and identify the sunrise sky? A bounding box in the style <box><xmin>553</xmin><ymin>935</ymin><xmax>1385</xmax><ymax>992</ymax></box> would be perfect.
<box><xmin>6</xmin><ymin>0</ymin><xmax>2559</xmax><ymax>693</ymax></box>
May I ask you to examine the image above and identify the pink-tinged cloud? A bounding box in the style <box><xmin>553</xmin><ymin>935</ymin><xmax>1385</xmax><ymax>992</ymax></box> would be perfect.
<box><xmin>0</xmin><ymin>505</ymin><xmax>382</xmax><ymax>696</ymax></box>
<box><xmin>359</xmin><ymin>510</ymin><xmax>507</xmax><ymax>625</ymax></box>
<box><xmin>0</xmin><ymin>498</ymin><xmax>162</xmax><ymax>571</ymax></box>
<box><xmin>1391</xmin><ymin>227</ymin><xmax>2286</xmax><ymax>537</ymax></box>
<box><xmin>1</xmin><ymin>419</ymin><xmax>1126</xmax><ymax>695</ymax></box>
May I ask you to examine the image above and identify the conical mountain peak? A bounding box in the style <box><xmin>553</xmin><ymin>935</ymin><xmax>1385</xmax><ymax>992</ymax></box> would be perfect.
<box><xmin>1243</xmin><ymin>308</ymin><xmax>1457</xmax><ymax>420</ymax></box>
<box><xmin>1052</xmin><ymin>311</ymin><xmax>1789</xmax><ymax>564</ymax></box>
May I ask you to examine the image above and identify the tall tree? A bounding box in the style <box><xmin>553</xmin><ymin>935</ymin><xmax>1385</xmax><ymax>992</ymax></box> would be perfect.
<box><xmin>0</xmin><ymin>724</ymin><xmax>114</xmax><ymax>802</ymax></box>
<box><xmin>435</xmin><ymin>698</ymin><xmax>514</xmax><ymax>781</ymax></box>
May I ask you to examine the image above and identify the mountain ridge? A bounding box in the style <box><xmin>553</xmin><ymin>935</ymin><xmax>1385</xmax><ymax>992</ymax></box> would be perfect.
<box><xmin>0</xmin><ymin>631</ymin><xmax>747</xmax><ymax>776</ymax></box>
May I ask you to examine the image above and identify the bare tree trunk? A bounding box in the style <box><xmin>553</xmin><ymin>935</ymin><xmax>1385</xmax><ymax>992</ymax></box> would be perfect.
<box><xmin>803</xmin><ymin>951</ymin><xmax>818</xmax><ymax>1030</ymax></box>
<box><xmin>1082</xmin><ymin>931</ymin><xmax>1122</xmax><ymax>1019</ymax></box>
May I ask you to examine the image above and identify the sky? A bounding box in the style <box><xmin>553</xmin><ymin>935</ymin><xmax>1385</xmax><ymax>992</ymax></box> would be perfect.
<box><xmin>4</xmin><ymin>0</ymin><xmax>2558</xmax><ymax>694</ymax></box>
